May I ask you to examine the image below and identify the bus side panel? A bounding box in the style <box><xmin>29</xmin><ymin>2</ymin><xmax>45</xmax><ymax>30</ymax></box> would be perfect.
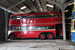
<box><xmin>34</xmin><ymin>18</ymin><xmax>41</xmax><ymax>23</ymax></box>
<box><xmin>9</xmin><ymin>20</ymin><xmax>16</xmax><ymax>25</ymax></box>
<box><xmin>36</xmin><ymin>30</ymin><xmax>56</xmax><ymax>38</ymax></box>
<box><xmin>28</xmin><ymin>19</ymin><xmax>35</xmax><ymax>24</ymax></box>
<box><xmin>24</xmin><ymin>30</ymin><xmax>56</xmax><ymax>38</ymax></box>
<box><xmin>10</xmin><ymin>31</ymin><xmax>24</xmax><ymax>38</ymax></box>
<box><xmin>41</xmin><ymin>18</ymin><xmax>48</xmax><ymax>23</ymax></box>
<box><xmin>9</xmin><ymin>30</ymin><xmax>56</xmax><ymax>38</ymax></box>
<box><xmin>71</xmin><ymin>32</ymin><xmax>75</xmax><ymax>42</ymax></box>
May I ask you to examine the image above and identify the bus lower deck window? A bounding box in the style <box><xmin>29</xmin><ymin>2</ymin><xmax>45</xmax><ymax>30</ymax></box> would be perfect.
<box><xmin>12</xmin><ymin>26</ymin><xmax>15</xmax><ymax>30</ymax></box>
<box><xmin>42</xmin><ymin>26</ymin><xmax>48</xmax><ymax>29</ymax></box>
<box><xmin>48</xmin><ymin>26</ymin><xmax>54</xmax><ymax>29</ymax></box>
<box><xmin>9</xmin><ymin>26</ymin><xmax>12</xmax><ymax>30</ymax></box>
<box><xmin>28</xmin><ymin>26</ymin><xmax>34</xmax><ymax>30</ymax></box>
<box><xmin>35</xmin><ymin>26</ymin><xmax>41</xmax><ymax>30</ymax></box>
<box><xmin>21</xmin><ymin>27</ymin><xmax>27</xmax><ymax>30</ymax></box>
<box><xmin>16</xmin><ymin>27</ymin><xmax>21</xmax><ymax>30</ymax></box>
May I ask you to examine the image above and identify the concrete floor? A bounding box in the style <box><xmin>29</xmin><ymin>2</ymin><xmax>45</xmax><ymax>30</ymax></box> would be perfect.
<box><xmin>0</xmin><ymin>39</ymin><xmax>75</xmax><ymax>50</ymax></box>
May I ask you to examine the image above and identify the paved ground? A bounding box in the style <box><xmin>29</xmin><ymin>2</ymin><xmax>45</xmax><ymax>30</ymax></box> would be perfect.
<box><xmin>0</xmin><ymin>39</ymin><xmax>75</xmax><ymax>50</ymax></box>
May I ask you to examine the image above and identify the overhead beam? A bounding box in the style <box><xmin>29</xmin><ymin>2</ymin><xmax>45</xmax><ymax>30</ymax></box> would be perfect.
<box><xmin>31</xmin><ymin>0</ymin><xmax>43</xmax><ymax>12</ymax></box>
<box><xmin>6</xmin><ymin>0</ymin><xmax>14</xmax><ymax>4</ymax></box>
<box><xmin>7</xmin><ymin>0</ymin><xmax>25</xmax><ymax>10</ymax></box>
<box><xmin>36</xmin><ymin>0</ymin><xmax>43</xmax><ymax>12</ymax></box>
<box><xmin>0</xmin><ymin>6</ymin><xmax>17</xmax><ymax>14</ymax></box>
<box><xmin>61</xmin><ymin>0</ymin><xmax>66</xmax><ymax>4</ymax></box>
<box><xmin>46</xmin><ymin>0</ymin><xmax>62</xmax><ymax>9</ymax></box>
<box><xmin>64</xmin><ymin>0</ymin><xmax>73</xmax><ymax>8</ymax></box>
<box><xmin>16</xmin><ymin>3</ymin><xmax>31</xmax><ymax>13</ymax></box>
<box><xmin>40</xmin><ymin>0</ymin><xmax>48</xmax><ymax>12</ymax></box>
<box><xmin>0</xmin><ymin>3</ymin><xmax>7</xmax><ymax>8</ymax></box>
<box><xmin>23</xmin><ymin>0</ymin><xmax>38</xmax><ymax>13</ymax></box>
<box><xmin>46</xmin><ymin>0</ymin><xmax>73</xmax><ymax>9</ymax></box>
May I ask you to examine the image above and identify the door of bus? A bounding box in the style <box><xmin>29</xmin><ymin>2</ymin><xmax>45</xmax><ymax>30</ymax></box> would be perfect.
<box><xmin>56</xmin><ymin>24</ymin><xmax>63</xmax><ymax>37</ymax></box>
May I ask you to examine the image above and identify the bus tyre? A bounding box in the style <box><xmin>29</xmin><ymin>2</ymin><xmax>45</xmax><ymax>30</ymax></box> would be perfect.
<box><xmin>47</xmin><ymin>33</ymin><xmax>54</xmax><ymax>39</ymax></box>
<box><xmin>9</xmin><ymin>34</ymin><xmax>16</xmax><ymax>40</ymax></box>
<box><xmin>39</xmin><ymin>33</ymin><xmax>46</xmax><ymax>40</ymax></box>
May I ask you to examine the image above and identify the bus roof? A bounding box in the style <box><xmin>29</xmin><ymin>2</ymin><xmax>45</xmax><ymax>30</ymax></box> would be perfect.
<box><xmin>11</xmin><ymin>12</ymin><xmax>62</xmax><ymax>17</ymax></box>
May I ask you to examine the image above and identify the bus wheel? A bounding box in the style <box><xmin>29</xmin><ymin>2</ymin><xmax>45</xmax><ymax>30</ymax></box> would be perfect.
<box><xmin>39</xmin><ymin>33</ymin><xmax>46</xmax><ymax>40</ymax></box>
<box><xmin>47</xmin><ymin>33</ymin><xmax>54</xmax><ymax>39</ymax></box>
<box><xmin>9</xmin><ymin>34</ymin><xmax>16</xmax><ymax>40</ymax></box>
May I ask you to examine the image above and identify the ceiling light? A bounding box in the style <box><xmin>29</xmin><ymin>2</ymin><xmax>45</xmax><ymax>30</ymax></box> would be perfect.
<box><xmin>20</xmin><ymin>6</ymin><xmax>26</xmax><ymax>10</ymax></box>
<box><xmin>46</xmin><ymin>4</ymin><xmax>53</xmax><ymax>8</ymax></box>
<box><xmin>64</xmin><ymin>10</ymin><xmax>68</xmax><ymax>12</ymax></box>
<box><xmin>69</xmin><ymin>2</ymin><xmax>74</xmax><ymax>6</ymax></box>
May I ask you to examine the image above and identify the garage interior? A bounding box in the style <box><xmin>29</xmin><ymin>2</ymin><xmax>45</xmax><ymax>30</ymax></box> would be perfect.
<box><xmin>0</xmin><ymin>0</ymin><xmax>75</xmax><ymax>50</ymax></box>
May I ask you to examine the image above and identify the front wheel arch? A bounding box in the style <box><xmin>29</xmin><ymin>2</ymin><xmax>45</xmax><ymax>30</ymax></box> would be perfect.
<box><xmin>8</xmin><ymin>33</ymin><xmax>16</xmax><ymax>40</ymax></box>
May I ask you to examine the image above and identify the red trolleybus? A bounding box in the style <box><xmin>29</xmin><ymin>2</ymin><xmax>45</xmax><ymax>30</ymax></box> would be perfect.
<box><xmin>8</xmin><ymin>12</ymin><xmax>62</xmax><ymax>40</ymax></box>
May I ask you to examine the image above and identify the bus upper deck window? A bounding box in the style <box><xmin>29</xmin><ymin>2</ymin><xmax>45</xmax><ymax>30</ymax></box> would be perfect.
<box><xmin>55</xmin><ymin>14</ymin><xmax>59</xmax><ymax>17</ymax></box>
<box><xmin>48</xmin><ymin>14</ymin><xmax>54</xmax><ymax>17</ymax></box>
<box><xmin>29</xmin><ymin>15</ymin><xmax>34</xmax><ymax>19</ymax></box>
<box><xmin>35</xmin><ymin>15</ymin><xmax>40</xmax><ymax>18</ymax></box>
<box><xmin>22</xmin><ymin>16</ymin><xmax>28</xmax><ymax>19</ymax></box>
<box><xmin>16</xmin><ymin>16</ymin><xmax>22</xmax><ymax>19</ymax></box>
<box><xmin>41</xmin><ymin>15</ymin><xmax>47</xmax><ymax>18</ymax></box>
<box><xmin>9</xmin><ymin>26</ymin><xmax>12</xmax><ymax>30</ymax></box>
<box><xmin>10</xmin><ymin>16</ymin><xmax>15</xmax><ymax>20</ymax></box>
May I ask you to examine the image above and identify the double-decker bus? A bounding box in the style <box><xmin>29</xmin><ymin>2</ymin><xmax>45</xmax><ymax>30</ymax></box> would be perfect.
<box><xmin>71</xmin><ymin>11</ymin><xmax>75</xmax><ymax>42</ymax></box>
<box><xmin>71</xmin><ymin>6</ymin><xmax>75</xmax><ymax>42</ymax></box>
<box><xmin>8</xmin><ymin>12</ymin><xmax>62</xmax><ymax>40</ymax></box>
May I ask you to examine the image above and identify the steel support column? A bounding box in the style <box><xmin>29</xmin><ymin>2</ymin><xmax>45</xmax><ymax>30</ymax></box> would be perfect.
<box><xmin>46</xmin><ymin>0</ymin><xmax>66</xmax><ymax>40</ymax></box>
<box><xmin>5</xmin><ymin>11</ymin><xmax>8</xmax><ymax>40</ymax></box>
<box><xmin>7</xmin><ymin>0</ymin><xmax>25</xmax><ymax>10</ymax></box>
<box><xmin>61</xmin><ymin>7</ymin><xmax>66</xmax><ymax>40</ymax></box>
